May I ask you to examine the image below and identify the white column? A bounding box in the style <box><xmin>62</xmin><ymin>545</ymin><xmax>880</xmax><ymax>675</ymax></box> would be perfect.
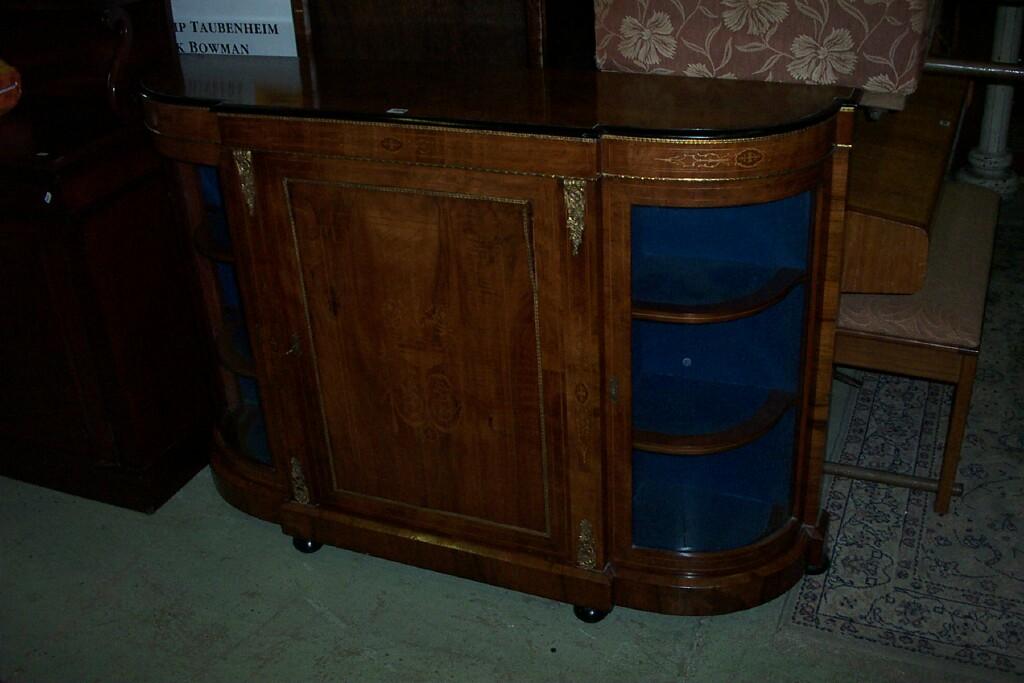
<box><xmin>957</xmin><ymin>5</ymin><xmax>1024</xmax><ymax>198</ymax></box>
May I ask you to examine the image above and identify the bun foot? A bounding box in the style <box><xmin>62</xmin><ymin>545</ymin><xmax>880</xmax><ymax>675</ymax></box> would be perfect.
<box><xmin>292</xmin><ymin>537</ymin><xmax>322</xmax><ymax>554</ymax></box>
<box><xmin>573</xmin><ymin>605</ymin><xmax>610</xmax><ymax>623</ymax></box>
<box><xmin>805</xmin><ymin>555</ymin><xmax>830</xmax><ymax>576</ymax></box>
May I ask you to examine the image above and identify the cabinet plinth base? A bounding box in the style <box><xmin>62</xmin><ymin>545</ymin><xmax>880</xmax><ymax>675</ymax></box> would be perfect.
<box><xmin>210</xmin><ymin>439</ymin><xmax>614</xmax><ymax>610</ymax></box>
<box><xmin>277</xmin><ymin>502</ymin><xmax>615</xmax><ymax>611</ymax></box>
<box><xmin>209</xmin><ymin>437</ymin><xmax>288</xmax><ymax>524</ymax></box>
<box><xmin>611</xmin><ymin>517</ymin><xmax>828</xmax><ymax>616</ymax></box>
<box><xmin>804</xmin><ymin>556</ymin><xmax>830</xmax><ymax>576</ymax></box>
<box><xmin>211</xmin><ymin>448</ymin><xmax>828</xmax><ymax>617</ymax></box>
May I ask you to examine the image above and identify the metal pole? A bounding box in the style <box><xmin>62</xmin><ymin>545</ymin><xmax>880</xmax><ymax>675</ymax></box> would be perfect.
<box><xmin>924</xmin><ymin>57</ymin><xmax>1024</xmax><ymax>80</ymax></box>
<box><xmin>957</xmin><ymin>5</ymin><xmax>1024</xmax><ymax>198</ymax></box>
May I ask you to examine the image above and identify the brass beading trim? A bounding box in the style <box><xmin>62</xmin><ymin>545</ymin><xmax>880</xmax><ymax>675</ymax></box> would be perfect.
<box><xmin>600</xmin><ymin>117</ymin><xmax>833</xmax><ymax>146</ymax></box>
<box><xmin>218</xmin><ymin>111</ymin><xmax>600</xmax><ymax>144</ymax></box>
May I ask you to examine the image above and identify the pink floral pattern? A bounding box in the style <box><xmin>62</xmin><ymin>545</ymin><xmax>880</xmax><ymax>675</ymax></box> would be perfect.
<box><xmin>595</xmin><ymin>0</ymin><xmax>933</xmax><ymax>93</ymax></box>
<box><xmin>619</xmin><ymin>10</ymin><xmax>678</xmax><ymax>66</ymax></box>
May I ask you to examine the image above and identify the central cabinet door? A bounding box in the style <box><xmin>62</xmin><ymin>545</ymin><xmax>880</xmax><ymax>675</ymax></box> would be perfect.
<box><xmin>245</xmin><ymin>152</ymin><xmax>579</xmax><ymax>557</ymax></box>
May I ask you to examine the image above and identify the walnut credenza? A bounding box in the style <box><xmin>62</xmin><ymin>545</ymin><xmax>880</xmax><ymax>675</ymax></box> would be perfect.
<box><xmin>143</xmin><ymin>56</ymin><xmax>853</xmax><ymax>619</ymax></box>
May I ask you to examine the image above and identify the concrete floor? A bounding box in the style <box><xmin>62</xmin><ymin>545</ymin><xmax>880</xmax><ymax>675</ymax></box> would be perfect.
<box><xmin>2</xmin><ymin>380</ymin><xmax>963</xmax><ymax>683</ymax></box>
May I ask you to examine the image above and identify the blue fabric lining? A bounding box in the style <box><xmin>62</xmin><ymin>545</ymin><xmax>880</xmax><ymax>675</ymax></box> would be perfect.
<box><xmin>632</xmin><ymin>192</ymin><xmax>811</xmax><ymax>273</ymax></box>
<box><xmin>235</xmin><ymin>377</ymin><xmax>272</xmax><ymax>466</ymax></box>
<box><xmin>632</xmin><ymin>375</ymin><xmax>775</xmax><ymax>436</ymax></box>
<box><xmin>198</xmin><ymin>165</ymin><xmax>223</xmax><ymax>209</ymax></box>
<box><xmin>631</xmin><ymin>286</ymin><xmax>805</xmax><ymax>395</ymax></box>
<box><xmin>631</xmin><ymin>193</ymin><xmax>810</xmax><ymax>308</ymax></box>
<box><xmin>198</xmin><ymin>165</ymin><xmax>233</xmax><ymax>252</ymax></box>
<box><xmin>629</xmin><ymin>192</ymin><xmax>811</xmax><ymax>552</ymax></box>
<box><xmin>632</xmin><ymin>409</ymin><xmax>796</xmax><ymax>552</ymax></box>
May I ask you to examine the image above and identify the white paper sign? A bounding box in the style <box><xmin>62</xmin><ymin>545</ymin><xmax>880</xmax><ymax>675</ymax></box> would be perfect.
<box><xmin>171</xmin><ymin>0</ymin><xmax>297</xmax><ymax>57</ymax></box>
<box><xmin>179</xmin><ymin>56</ymin><xmax>303</xmax><ymax>104</ymax></box>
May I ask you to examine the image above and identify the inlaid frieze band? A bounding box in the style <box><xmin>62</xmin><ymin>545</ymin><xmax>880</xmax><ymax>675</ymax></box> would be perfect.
<box><xmin>655</xmin><ymin>148</ymin><xmax>764</xmax><ymax>170</ymax></box>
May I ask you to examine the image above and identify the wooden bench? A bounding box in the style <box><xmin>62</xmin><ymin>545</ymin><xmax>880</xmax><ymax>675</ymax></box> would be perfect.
<box><xmin>830</xmin><ymin>180</ymin><xmax>1000</xmax><ymax>514</ymax></box>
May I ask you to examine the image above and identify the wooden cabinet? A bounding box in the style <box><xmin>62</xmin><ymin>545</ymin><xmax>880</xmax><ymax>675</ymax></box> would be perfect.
<box><xmin>143</xmin><ymin>57</ymin><xmax>852</xmax><ymax>617</ymax></box>
<box><xmin>233</xmin><ymin>143</ymin><xmax>603</xmax><ymax>565</ymax></box>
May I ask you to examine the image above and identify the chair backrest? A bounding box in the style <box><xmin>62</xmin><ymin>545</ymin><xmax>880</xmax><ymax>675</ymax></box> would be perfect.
<box><xmin>594</xmin><ymin>0</ymin><xmax>934</xmax><ymax>94</ymax></box>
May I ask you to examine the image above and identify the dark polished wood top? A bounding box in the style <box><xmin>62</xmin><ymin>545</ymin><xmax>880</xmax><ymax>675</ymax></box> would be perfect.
<box><xmin>141</xmin><ymin>55</ymin><xmax>854</xmax><ymax>140</ymax></box>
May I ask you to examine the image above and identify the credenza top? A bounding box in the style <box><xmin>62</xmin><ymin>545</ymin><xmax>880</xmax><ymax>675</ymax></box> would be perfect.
<box><xmin>141</xmin><ymin>55</ymin><xmax>854</xmax><ymax>140</ymax></box>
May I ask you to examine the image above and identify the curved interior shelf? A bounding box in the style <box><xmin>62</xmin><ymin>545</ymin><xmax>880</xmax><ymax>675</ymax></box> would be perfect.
<box><xmin>632</xmin><ymin>408</ymin><xmax>796</xmax><ymax>553</ymax></box>
<box><xmin>632</xmin><ymin>374</ymin><xmax>795</xmax><ymax>455</ymax></box>
<box><xmin>633</xmin><ymin>265</ymin><xmax>805</xmax><ymax>323</ymax></box>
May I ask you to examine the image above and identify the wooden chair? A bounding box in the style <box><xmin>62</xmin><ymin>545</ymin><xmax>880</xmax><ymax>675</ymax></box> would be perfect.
<box><xmin>830</xmin><ymin>181</ymin><xmax>1000</xmax><ymax>514</ymax></box>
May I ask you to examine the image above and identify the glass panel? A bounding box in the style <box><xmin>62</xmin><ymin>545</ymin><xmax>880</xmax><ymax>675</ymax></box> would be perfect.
<box><xmin>198</xmin><ymin>165</ymin><xmax>273</xmax><ymax>468</ymax></box>
<box><xmin>631</xmin><ymin>193</ymin><xmax>810</xmax><ymax>308</ymax></box>
<box><xmin>224</xmin><ymin>377</ymin><xmax>273</xmax><ymax>466</ymax></box>
<box><xmin>629</xmin><ymin>191</ymin><xmax>812</xmax><ymax>552</ymax></box>
<box><xmin>632</xmin><ymin>286</ymin><xmax>805</xmax><ymax>438</ymax></box>
<box><xmin>214</xmin><ymin>262</ymin><xmax>254</xmax><ymax>363</ymax></box>
<box><xmin>632</xmin><ymin>410</ymin><xmax>796</xmax><ymax>552</ymax></box>
<box><xmin>198</xmin><ymin>165</ymin><xmax>233</xmax><ymax>253</ymax></box>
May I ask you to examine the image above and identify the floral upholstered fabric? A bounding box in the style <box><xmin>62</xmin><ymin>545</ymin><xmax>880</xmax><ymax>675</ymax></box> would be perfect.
<box><xmin>595</xmin><ymin>0</ymin><xmax>933</xmax><ymax>94</ymax></box>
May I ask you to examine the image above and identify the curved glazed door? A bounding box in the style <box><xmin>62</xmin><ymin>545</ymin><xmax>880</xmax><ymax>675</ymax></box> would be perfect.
<box><xmin>231</xmin><ymin>145</ymin><xmax>598</xmax><ymax>560</ymax></box>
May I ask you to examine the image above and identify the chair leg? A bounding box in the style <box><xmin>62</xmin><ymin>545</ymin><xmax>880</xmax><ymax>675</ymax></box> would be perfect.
<box><xmin>935</xmin><ymin>353</ymin><xmax>978</xmax><ymax>514</ymax></box>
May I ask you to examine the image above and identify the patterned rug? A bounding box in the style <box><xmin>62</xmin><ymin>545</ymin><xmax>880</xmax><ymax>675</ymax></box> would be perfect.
<box><xmin>778</xmin><ymin>212</ymin><xmax>1024</xmax><ymax>680</ymax></box>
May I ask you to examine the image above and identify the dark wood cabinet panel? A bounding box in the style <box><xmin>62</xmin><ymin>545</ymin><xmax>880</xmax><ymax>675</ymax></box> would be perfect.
<box><xmin>245</xmin><ymin>154</ymin><xmax>578</xmax><ymax>553</ymax></box>
<box><xmin>0</xmin><ymin>163</ymin><xmax>215</xmax><ymax>511</ymax></box>
<box><xmin>0</xmin><ymin>0</ymin><xmax>214</xmax><ymax>511</ymax></box>
<box><xmin>0</xmin><ymin>227</ymin><xmax>101</xmax><ymax>455</ymax></box>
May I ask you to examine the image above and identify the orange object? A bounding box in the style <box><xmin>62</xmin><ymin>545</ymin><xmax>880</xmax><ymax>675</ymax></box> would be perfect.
<box><xmin>0</xmin><ymin>59</ymin><xmax>22</xmax><ymax>115</ymax></box>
